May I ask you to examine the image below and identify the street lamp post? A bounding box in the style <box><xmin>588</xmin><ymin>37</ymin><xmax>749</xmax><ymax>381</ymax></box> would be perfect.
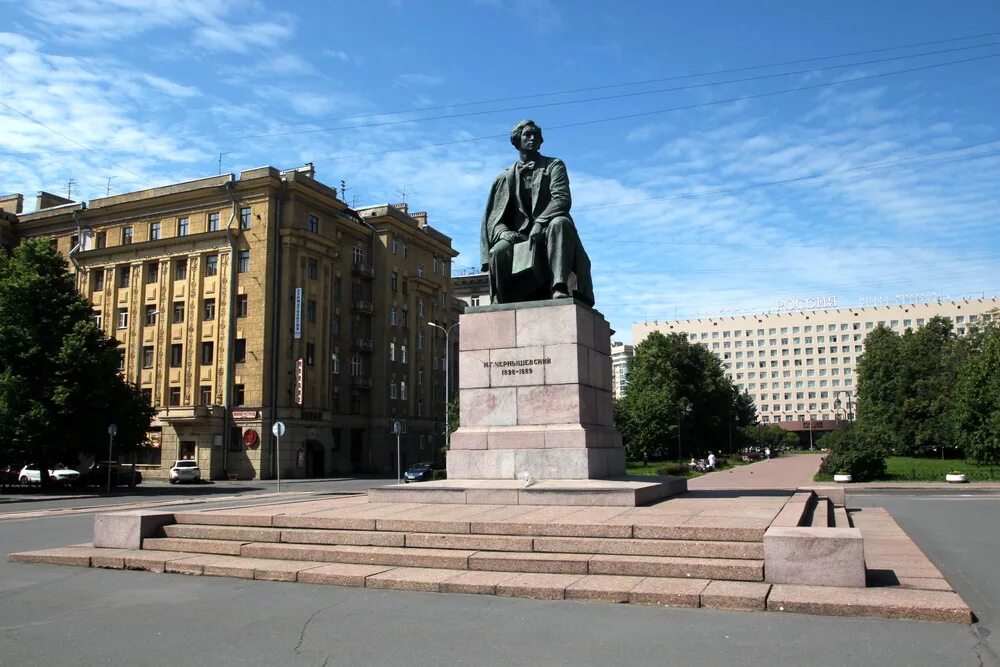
<box><xmin>677</xmin><ymin>399</ymin><xmax>691</xmax><ymax>462</ymax></box>
<box><xmin>834</xmin><ymin>391</ymin><xmax>854</xmax><ymax>423</ymax></box>
<box><xmin>426</xmin><ymin>321</ymin><xmax>459</xmax><ymax>451</ymax></box>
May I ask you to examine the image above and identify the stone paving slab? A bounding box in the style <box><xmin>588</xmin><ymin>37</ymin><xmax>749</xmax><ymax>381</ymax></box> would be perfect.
<box><xmin>565</xmin><ymin>574</ymin><xmax>643</xmax><ymax>602</ymax></box>
<box><xmin>700</xmin><ymin>580</ymin><xmax>771</xmax><ymax>611</ymax></box>
<box><xmin>495</xmin><ymin>573</ymin><xmax>586</xmax><ymax>600</ymax></box>
<box><xmin>589</xmin><ymin>553</ymin><xmax>763</xmax><ymax>581</ymax></box>
<box><xmin>767</xmin><ymin>584</ymin><xmax>973</xmax><ymax>624</ymax></box>
<box><xmin>366</xmin><ymin>567</ymin><xmax>460</xmax><ymax>592</ymax></box>
<box><xmin>297</xmin><ymin>562</ymin><xmax>394</xmax><ymax>587</ymax></box>
<box><xmin>628</xmin><ymin>577</ymin><xmax>709</xmax><ymax>607</ymax></box>
<box><xmin>439</xmin><ymin>570</ymin><xmax>519</xmax><ymax>595</ymax></box>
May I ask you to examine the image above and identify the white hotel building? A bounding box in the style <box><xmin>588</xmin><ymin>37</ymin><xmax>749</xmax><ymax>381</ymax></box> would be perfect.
<box><xmin>633</xmin><ymin>297</ymin><xmax>999</xmax><ymax>433</ymax></box>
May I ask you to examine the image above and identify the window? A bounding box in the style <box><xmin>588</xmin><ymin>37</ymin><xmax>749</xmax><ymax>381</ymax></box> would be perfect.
<box><xmin>307</xmin><ymin>258</ymin><xmax>318</xmax><ymax>280</ymax></box>
<box><xmin>236</xmin><ymin>294</ymin><xmax>248</xmax><ymax>318</ymax></box>
<box><xmin>208</xmin><ymin>212</ymin><xmax>220</xmax><ymax>232</ymax></box>
<box><xmin>200</xmin><ymin>342</ymin><xmax>213</xmax><ymax>365</ymax></box>
<box><xmin>117</xmin><ymin>308</ymin><xmax>128</xmax><ymax>329</ymax></box>
<box><xmin>178</xmin><ymin>217</ymin><xmax>189</xmax><ymax>236</ymax></box>
<box><xmin>199</xmin><ymin>385</ymin><xmax>212</xmax><ymax>406</ymax></box>
<box><xmin>175</xmin><ymin>258</ymin><xmax>187</xmax><ymax>280</ymax></box>
<box><xmin>308</xmin><ymin>214</ymin><xmax>319</xmax><ymax>233</ymax></box>
<box><xmin>238</xmin><ymin>250</ymin><xmax>249</xmax><ymax>273</ymax></box>
<box><xmin>331</xmin><ymin>313</ymin><xmax>340</xmax><ymax>336</ymax></box>
<box><xmin>390</xmin><ymin>382</ymin><xmax>398</xmax><ymax>399</ymax></box>
<box><xmin>95</xmin><ymin>230</ymin><xmax>107</xmax><ymax>249</ymax></box>
<box><xmin>391</xmin><ymin>271</ymin><xmax>398</xmax><ymax>292</ymax></box>
<box><xmin>172</xmin><ymin>301</ymin><xmax>185</xmax><ymax>323</ymax></box>
<box><xmin>401</xmin><ymin>344</ymin><xmax>407</xmax><ymax>364</ymax></box>
<box><xmin>418</xmin><ymin>298</ymin><xmax>425</xmax><ymax>317</ymax></box>
<box><xmin>416</xmin><ymin>264</ymin><xmax>424</xmax><ymax>278</ymax></box>
<box><xmin>122</xmin><ymin>226</ymin><xmax>133</xmax><ymax>244</ymax></box>
<box><xmin>390</xmin><ymin>306</ymin><xmax>398</xmax><ymax>326</ymax></box>
<box><xmin>306</xmin><ymin>342</ymin><xmax>315</xmax><ymax>366</ymax></box>
<box><xmin>391</xmin><ymin>236</ymin><xmax>398</xmax><ymax>254</ymax></box>
<box><xmin>401</xmin><ymin>309</ymin><xmax>408</xmax><ymax>329</ymax></box>
<box><xmin>118</xmin><ymin>266</ymin><xmax>130</xmax><ymax>288</ymax></box>
<box><xmin>331</xmin><ymin>353</ymin><xmax>340</xmax><ymax>374</ymax></box>
<box><xmin>92</xmin><ymin>269</ymin><xmax>105</xmax><ymax>291</ymax></box>
<box><xmin>307</xmin><ymin>299</ymin><xmax>317</xmax><ymax>323</ymax></box>
<box><xmin>233</xmin><ymin>384</ymin><xmax>245</xmax><ymax>406</ymax></box>
<box><xmin>470</xmin><ymin>296</ymin><xmax>480</xmax><ymax>307</ymax></box>
<box><xmin>240</xmin><ymin>207</ymin><xmax>252</xmax><ymax>230</ymax></box>
<box><xmin>389</xmin><ymin>342</ymin><xmax>396</xmax><ymax>362</ymax></box>
<box><xmin>144</xmin><ymin>304</ymin><xmax>158</xmax><ymax>326</ymax></box>
<box><xmin>333</xmin><ymin>277</ymin><xmax>341</xmax><ymax>298</ymax></box>
<box><xmin>205</xmin><ymin>255</ymin><xmax>218</xmax><ymax>276</ymax></box>
<box><xmin>350</xmin><ymin>354</ymin><xmax>362</xmax><ymax>376</ymax></box>
<box><xmin>203</xmin><ymin>298</ymin><xmax>216</xmax><ymax>321</ymax></box>
<box><xmin>149</xmin><ymin>222</ymin><xmax>161</xmax><ymax>241</ymax></box>
<box><xmin>170</xmin><ymin>344</ymin><xmax>183</xmax><ymax>367</ymax></box>
<box><xmin>168</xmin><ymin>387</ymin><xmax>181</xmax><ymax>406</ymax></box>
<box><xmin>234</xmin><ymin>338</ymin><xmax>246</xmax><ymax>363</ymax></box>
<box><xmin>400</xmin><ymin>380</ymin><xmax>407</xmax><ymax>400</ymax></box>
<box><xmin>402</xmin><ymin>241</ymin><xmax>408</xmax><ymax>258</ymax></box>
<box><xmin>353</xmin><ymin>246</ymin><xmax>364</xmax><ymax>264</ymax></box>
<box><xmin>142</xmin><ymin>346</ymin><xmax>154</xmax><ymax>368</ymax></box>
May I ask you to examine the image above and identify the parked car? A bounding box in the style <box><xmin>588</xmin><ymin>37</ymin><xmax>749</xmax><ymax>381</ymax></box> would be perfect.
<box><xmin>1</xmin><ymin>463</ymin><xmax>24</xmax><ymax>486</ymax></box>
<box><xmin>81</xmin><ymin>463</ymin><xmax>143</xmax><ymax>487</ymax></box>
<box><xmin>169</xmin><ymin>460</ymin><xmax>201</xmax><ymax>484</ymax></box>
<box><xmin>403</xmin><ymin>462</ymin><xmax>440</xmax><ymax>483</ymax></box>
<box><xmin>17</xmin><ymin>463</ymin><xmax>81</xmax><ymax>486</ymax></box>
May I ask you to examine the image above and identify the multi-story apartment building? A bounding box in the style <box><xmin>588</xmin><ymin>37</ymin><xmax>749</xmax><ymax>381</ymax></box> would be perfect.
<box><xmin>6</xmin><ymin>165</ymin><xmax>457</xmax><ymax>480</ymax></box>
<box><xmin>610</xmin><ymin>341</ymin><xmax>633</xmax><ymax>400</ymax></box>
<box><xmin>634</xmin><ymin>298</ymin><xmax>1000</xmax><ymax>433</ymax></box>
<box><xmin>452</xmin><ymin>270</ymin><xmax>490</xmax><ymax>309</ymax></box>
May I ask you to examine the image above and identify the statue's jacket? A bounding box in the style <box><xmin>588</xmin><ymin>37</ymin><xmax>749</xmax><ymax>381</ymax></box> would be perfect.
<box><xmin>479</xmin><ymin>155</ymin><xmax>573</xmax><ymax>271</ymax></box>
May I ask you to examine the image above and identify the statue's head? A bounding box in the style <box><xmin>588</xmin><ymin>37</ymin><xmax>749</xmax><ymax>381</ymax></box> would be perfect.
<box><xmin>510</xmin><ymin>119</ymin><xmax>543</xmax><ymax>150</ymax></box>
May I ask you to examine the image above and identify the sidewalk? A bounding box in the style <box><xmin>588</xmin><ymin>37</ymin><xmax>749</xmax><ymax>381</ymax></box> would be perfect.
<box><xmin>686</xmin><ymin>453</ymin><xmax>824</xmax><ymax>490</ymax></box>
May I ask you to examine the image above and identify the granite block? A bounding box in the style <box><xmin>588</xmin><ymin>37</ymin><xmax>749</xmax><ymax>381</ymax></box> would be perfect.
<box><xmin>404</xmin><ymin>533</ymin><xmax>533</xmax><ymax>552</ymax></box>
<box><xmin>279</xmin><ymin>528</ymin><xmax>405</xmax><ymax>547</ymax></box>
<box><xmin>543</xmin><ymin>344</ymin><xmax>589</xmax><ymax>386</ymax></box>
<box><xmin>516</xmin><ymin>384</ymin><xmax>583</xmax><ymax>425</ymax></box>
<box><xmin>94</xmin><ymin>511</ymin><xmax>175</xmax><ymax>550</ymax></box>
<box><xmin>767</xmin><ymin>584</ymin><xmax>973</xmax><ymax>624</ymax></box>
<box><xmin>366</xmin><ymin>567</ymin><xmax>459</xmax><ymax>592</ymax></box>
<box><xmin>163</xmin><ymin>525</ymin><xmax>281</xmax><ymax>543</ymax></box>
<box><xmin>700</xmin><ymin>580</ymin><xmax>771</xmax><ymax>611</ymax></box>
<box><xmin>469</xmin><ymin>551</ymin><xmax>590</xmax><ymax>574</ymax></box>
<box><xmin>449</xmin><ymin>430</ymin><xmax>489</xmax><ymax>450</ymax></box>
<box><xmin>460</xmin><ymin>387</ymin><xmax>517</xmax><ymax>427</ymax></box>
<box><xmin>764</xmin><ymin>527</ymin><xmax>866</xmax><ymax>588</ymax></box>
<box><xmin>496</xmin><ymin>573</ymin><xmax>585</xmax><ymax>600</ymax></box>
<box><xmin>516</xmin><ymin>303</ymin><xmax>593</xmax><ymax>349</ymax></box>
<box><xmin>628</xmin><ymin>577</ymin><xmax>708</xmax><ymax>607</ymax></box>
<box><xmin>440</xmin><ymin>570</ymin><xmax>519</xmax><ymax>595</ymax></box>
<box><xmin>142</xmin><ymin>537</ymin><xmax>245</xmax><ymax>556</ymax></box>
<box><xmin>489</xmin><ymin>429</ymin><xmax>546</xmax><ymax>449</ymax></box>
<box><xmin>460</xmin><ymin>310</ymin><xmax>515</xmax><ymax>351</ymax></box>
<box><xmin>458</xmin><ymin>349</ymin><xmax>491</xmax><ymax>389</ymax></box>
<box><xmin>8</xmin><ymin>547</ymin><xmax>93</xmax><ymax>567</ymax></box>
<box><xmin>565</xmin><ymin>575</ymin><xmax>643</xmax><ymax>602</ymax></box>
<box><xmin>297</xmin><ymin>563</ymin><xmax>394</xmax><ymax>586</ymax></box>
<box><xmin>593</xmin><ymin>315</ymin><xmax>612</xmax><ymax>355</ymax></box>
<box><xmin>490</xmin><ymin>346</ymin><xmax>546</xmax><ymax>387</ymax></box>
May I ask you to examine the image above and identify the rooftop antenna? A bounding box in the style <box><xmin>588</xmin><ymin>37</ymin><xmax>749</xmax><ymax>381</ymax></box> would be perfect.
<box><xmin>218</xmin><ymin>152</ymin><xmax>231</xmax><ymax>175</ymax></box>
<box><xmin>340</xmin><ymin>179</ymin><xmax>348</xmax><ymax>200</ymax></box>
<box><xmin>66</xmin><ymin>179</ymin><xmax>76</xmax><ymax>199</ymax></box>
<box><xmin>106</xmin><ymin>176</ymin><xmax>116</xmax><ymax>196</ymax></box>
<box><xmin>395</xmin><ymin>185</ymin><xmax>412</xmax><ymax>204</ymax></box>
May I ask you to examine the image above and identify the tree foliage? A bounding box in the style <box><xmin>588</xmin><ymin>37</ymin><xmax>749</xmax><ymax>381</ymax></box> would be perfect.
<box><xmin>0</xmin><ymin>238</ymin><xmax>155</xmax><ymax>472</ymax></box>
<box><xmin>951</xmin><ymin>319</ymin><xmax>1000</xmax><ymax>464</ymax></box>
<box><xmin>817</xmin><ymin>426</ymin><xmax>887</xmax><ymax>482</ymax></box>
<box><xmin>615</xmin><ymin>331</ymin><xmax>747</xmax><ymax>461</ymax></box>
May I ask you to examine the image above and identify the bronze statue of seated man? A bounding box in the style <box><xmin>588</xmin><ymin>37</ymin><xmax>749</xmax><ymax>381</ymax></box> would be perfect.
<box><xmin>479</xmin><ymin>120</ymin><xmax>594</xmax><ymax>307</ymax></box>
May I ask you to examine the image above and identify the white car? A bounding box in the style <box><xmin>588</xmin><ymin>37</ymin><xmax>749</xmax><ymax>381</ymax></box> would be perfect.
<box><xmin>169</xmin><ymin>460</ymin><xmax>201</xmax><ymax>484</ymax></box>
<box><xmin>19</xmin><ymin>464</ymin><xmax>81</xmax><ymax>486</ymax></box>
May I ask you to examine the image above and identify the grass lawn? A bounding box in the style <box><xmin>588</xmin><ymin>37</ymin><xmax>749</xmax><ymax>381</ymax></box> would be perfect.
<box><xmin>626</xmin><ymin>459</ymin><xmax>741</xmax><ymax>478</ymax></box>
<box><xmin>885</xmin><ymin>456</ymin><xmax>1000</xmax><ymax>482</ymax></box>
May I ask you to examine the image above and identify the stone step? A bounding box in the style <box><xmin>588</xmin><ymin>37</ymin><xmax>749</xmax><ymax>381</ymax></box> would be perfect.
<box><xmin>137</xmin><ymin>537</ymin><xmax>765</xmax><ymax>581</ymax></box>
<box><xmin>8</xmin><ymin>545</ymin><xmax>971</xmax><ymax>623</ymax></box>
<box><xmin>809</xmin><ymin>498</ymin><xmax>833</xmax><ymax>528</ymax></box>
<box><xmin>833</xmin><ymin>506</ymin><xmax>852</xmax><ymax>528</ymax></box>
<box><xmin>173</xmin><ymin>511</ymin><xmax>767</xmax><ymax>542</ymax></box>
<box><xmin>161</xmin><ymin>523</ymin><xmax>763</xmax><ymax>559</ymax></box>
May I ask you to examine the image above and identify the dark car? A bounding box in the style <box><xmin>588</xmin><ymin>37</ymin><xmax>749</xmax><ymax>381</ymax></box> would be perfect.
<box><xmin>81</xmin><ymin>463</ymin><xmax>143</xmax><ymax>487</ymax></box>
<box><xmin>403</xmin><ymin>462</ymin><xmax>440</xmax><ymax>483</ymax></box>
<box><xmin>1</xmin><ymin>463</ymin><xmax>24</xmax><ymax>487</ymax></box>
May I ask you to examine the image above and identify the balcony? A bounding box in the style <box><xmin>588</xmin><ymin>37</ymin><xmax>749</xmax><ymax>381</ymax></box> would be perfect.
<box><xmin>351</xmin><ymin>375</ymin><xmax>372</xmax><ymax>389</ymax></box>
<box><xmin>352</xmin><ymin>262</ymin><xmax>374</xmax><ymax>279</ymax></box>
<box><xmin>354</xmin><ymin>337</ymin><xmax>373</xmax><ymax>352</ymax></box>
<box><xmin>353</xmin><ymin>299</ymin><xmax>374</xmax><ymax>315</ymax></box>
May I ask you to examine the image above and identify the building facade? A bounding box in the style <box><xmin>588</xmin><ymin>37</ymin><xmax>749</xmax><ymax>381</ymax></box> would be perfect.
<box><xmin>633</xmin><ymin>298</ymin><xmax>1000</xmax><ymax>432</ymax></box>
<box><xmin>610</xmin><ymin>341</ymin><xmax>633</xmax><ymax>400</ymax></box>
<box><xmin>6</xmin><ymin>166</ymin><xmax>457</xmax><ymax>480</ymax></box>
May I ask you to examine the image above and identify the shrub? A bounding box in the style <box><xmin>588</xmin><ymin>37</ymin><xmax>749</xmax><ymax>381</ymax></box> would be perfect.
<box><xmin>656</xmin><ymin>463</ymin><xmax>689</xmax><ymax>476</ymax></box>
<box><xmin>818</xmin><ymin>428</ymin><xmax>887</xmax><ymax>482</ymax></box>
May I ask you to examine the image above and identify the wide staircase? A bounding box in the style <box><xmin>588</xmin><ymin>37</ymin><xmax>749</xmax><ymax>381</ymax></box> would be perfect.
<box><xmin>120</xmin><ymin>490</ymin><xmax>842</xmax><ymax>605</ymax></box>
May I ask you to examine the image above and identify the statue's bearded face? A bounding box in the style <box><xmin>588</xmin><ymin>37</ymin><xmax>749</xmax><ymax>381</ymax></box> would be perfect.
<box><xmin>518</xmin><ymin>125</ymin><xmax>542</xmax><ymax>153</ymax></box>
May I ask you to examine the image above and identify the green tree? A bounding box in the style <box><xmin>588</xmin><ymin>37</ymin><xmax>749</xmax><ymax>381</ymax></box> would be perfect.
<box><xmin>616</xmin><ymin>331</ymin><xmax>734</xmax><ymax>461</ymax></box>
<box><xmin>817</xmin><ymin>425</ymin><xmax>887</xmax><ymax>482</ymax></box>
<box><xmin>951</xmin><ymin>316</ymin><xmax>1000</xmax><ymax>464</ymax></box>
<box><xmin>854</xmin><ymin>325</ymin><xmax>904</xmax><ymax>450</ymax></box>
<box><xmin>895</xmin><ymin>317</ymin><xmax>961</xmax><ymax>456</ymax></box>
<box><xmin>0</xmin><ymin>238</ymin><xmax>154</xmax><ymax>482</ymax></box>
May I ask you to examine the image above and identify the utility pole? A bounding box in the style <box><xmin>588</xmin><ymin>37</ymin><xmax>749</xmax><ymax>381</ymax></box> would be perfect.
<box><xmin>340</xmin><ymin>180</ymin><xmax>348</xmax><ymax>200</ymax></box>
<box><xmin>218</xmin><ymin>152</ymin><xmax>230</xmax><ymax>175</ymax></box>
<box><xmin>66</xmin><ymin>179</ymin><xmax>76</xmax><ymax>199</ymax></box>
<box><xmin>105</xmin><ymin>176</ymin><xmax>116</xmax><ymax>196</ymax></box>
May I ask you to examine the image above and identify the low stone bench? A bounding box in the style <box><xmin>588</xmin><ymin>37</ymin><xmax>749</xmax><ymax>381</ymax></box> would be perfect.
<box><xmin>763</xmin><ymin>526</ymin><xmax>865</xmax><ymax>588</ymax></box>
<box><xmin>94</xmin><ymin>510</ymin><xmax>175</xmax><ymax>550</ymax></box>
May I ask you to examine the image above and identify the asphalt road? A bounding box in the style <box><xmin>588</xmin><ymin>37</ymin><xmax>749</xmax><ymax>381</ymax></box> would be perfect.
<box><xmin>1</xmin><ymin>488</ymin><xmax>998</xmax><ymax>667</ymax></box>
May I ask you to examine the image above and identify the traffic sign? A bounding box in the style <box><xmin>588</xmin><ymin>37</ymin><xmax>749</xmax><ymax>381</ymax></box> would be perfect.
<box><xmin>272</xmin><ymin>421</ymin><xmax>286</xmax><ymax>438</ymax></box>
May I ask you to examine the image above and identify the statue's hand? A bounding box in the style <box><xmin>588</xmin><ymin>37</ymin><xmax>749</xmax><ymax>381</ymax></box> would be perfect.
<box><xmin>500</xmin><ymin>230</ymin><xmax>527</xmax><ymax>243</ymax></box>
<box><xmin>529</xmin><ymin>222</ymin><xmax>545</xmax><ymax>241</ymax></box>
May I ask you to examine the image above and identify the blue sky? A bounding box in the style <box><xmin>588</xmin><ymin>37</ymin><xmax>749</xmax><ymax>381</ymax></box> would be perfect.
<box><xmin>2</xmin><ymin>0</ymin><xmax>1000</xmax><ymax>343</ymax></box>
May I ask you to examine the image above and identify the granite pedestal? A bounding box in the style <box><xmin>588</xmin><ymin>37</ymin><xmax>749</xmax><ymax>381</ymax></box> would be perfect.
<box><xmin>372</xmin><ymin>299</ymin><xmax>683</xmax><ymax>506</ymax></box>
